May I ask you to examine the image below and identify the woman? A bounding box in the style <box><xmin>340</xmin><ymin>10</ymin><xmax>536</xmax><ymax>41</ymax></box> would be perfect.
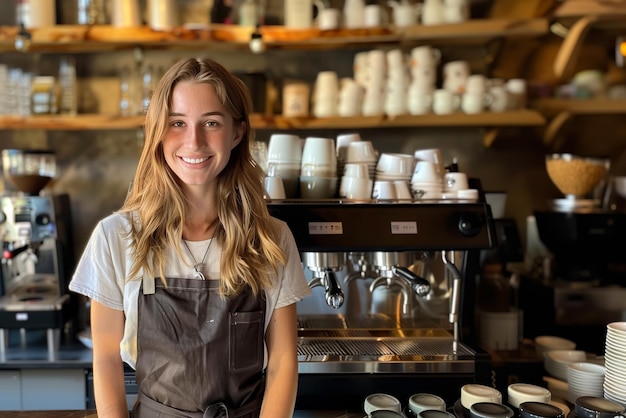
<box><xmin>69</xmin><ymin>58</ymin><xmax>311</xmax><ymax>418</ymax></box>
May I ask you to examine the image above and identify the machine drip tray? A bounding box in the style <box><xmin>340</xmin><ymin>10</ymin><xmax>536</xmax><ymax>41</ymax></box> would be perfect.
<box><xmin>296</xmin><ymin>315</ymin><xmax>475</xmax><ymax>374</ymax></box>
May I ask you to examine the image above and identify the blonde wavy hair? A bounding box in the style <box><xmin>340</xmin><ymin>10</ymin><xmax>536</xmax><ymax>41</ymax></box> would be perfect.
<box><xmin>120</xmin><ymin>58</ymin><xmax>286</xmax><ymax>297</ymax></box>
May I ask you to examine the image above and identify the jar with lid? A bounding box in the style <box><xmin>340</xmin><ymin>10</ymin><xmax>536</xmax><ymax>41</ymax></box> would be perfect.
<box><xmin>31</xmin><ymin>76</ymin><xmax>58</xmax><ymax>115</ymax></box>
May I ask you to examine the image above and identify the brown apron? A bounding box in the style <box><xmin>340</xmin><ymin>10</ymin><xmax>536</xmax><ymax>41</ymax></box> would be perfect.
<box><xmin>132</xmin><ymin>276</ymin><xmax>266</xmax><ymax>418</ymax></box>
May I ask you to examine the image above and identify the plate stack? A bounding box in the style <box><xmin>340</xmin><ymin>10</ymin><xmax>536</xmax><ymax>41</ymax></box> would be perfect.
<box><xmin>566</xmin><ymin>362</ymin><xmax>605</xmax><ymax>404</ymax></box>
<box><xmin>604</xmin><ymin>322</ymin><xmax>626</xmax><ymax>406</ymax></box>
<box><xmin>543</xmin><ymin>350</ymin><xmax>587</xmax><ymax>381</ymax></box>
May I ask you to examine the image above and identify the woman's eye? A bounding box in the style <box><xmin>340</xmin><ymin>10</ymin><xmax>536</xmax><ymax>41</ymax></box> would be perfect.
<box><xmin>171</xmin><ymin>121</ymin><xmax>184</xmax><ymax>127</ymax></box>
<box><xmin>205</xmin><ymin>120</ymin><xmax>219</xmax><ymax>127</ymax></box>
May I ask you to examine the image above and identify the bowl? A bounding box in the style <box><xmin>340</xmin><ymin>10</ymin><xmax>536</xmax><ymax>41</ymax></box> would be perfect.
<box><xmin>545</xmin><ymin>154</ymin><xmax>609</xmax><ymax>198</ymax></box>
<box><xmin>2</xmin><ymin>149</ymin><xmax>57</xmax><ymax>195</ymax></box>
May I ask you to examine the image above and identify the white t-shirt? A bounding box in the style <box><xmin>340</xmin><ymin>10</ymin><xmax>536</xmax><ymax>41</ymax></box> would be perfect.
<box><xmin>69</xmin><ymin>212</ymin><xmax>311</xmax><ymax>369</ymax></box>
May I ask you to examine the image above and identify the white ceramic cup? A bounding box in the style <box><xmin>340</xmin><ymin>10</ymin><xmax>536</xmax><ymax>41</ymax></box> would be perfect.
<box><xmin>285</xmin><ymin>0</ymin><xmax>314</xmax><ymax>28</ymax></box>
<box><xmin>444</xmin><ymin>172</ymin><xmax>469</xmax><ymax>192</ymax></box>
<box><xmin>282</xmin><ymin>80</ymin><xmax>311</xmax><ymax>117</ymax></box>
<box><xmin>364</xmin><ymin>4</ymin><xmax>387</xmax><ymax>27</ymax></box>
<box><xmin>411</xmin><ymin>46</ymin><xmax>442</xmax><ymax>69</ymax></box>
<box><xmin>346</xmin><ymin>141</ymin><xmax>377</xmax><ymax>163</ymax></box>
<box><xmin>264</xmin><ymin>176</ymin><xmax>286</xmax><ymax>200</ymax></box>
<box><xmin>377</xmin><ymin>153</ymin><xmax>414</xmax><ymax>177</ymax></box>
<box><xmin>432</xmin><ymin>89</ymin><xmax>460</xmax><ymax>115</ymax></box>
<box><xmin>364</xmin><ymin>393</ymin><xmax>403</xmax><ymax>415</ymax></box>
<box><xmin>17</xmin><ymin>0</ymin><xmax>57</xmax><ymax>29</ymax></box>
<box><xmin>443</xmin><ymin>60</ymin><xmax>470</xmax><ymax>94</ymax></box>
<box><xmin>343</xmin><ymin>162</ymin><xmax>370</xmax><ymax>178</ymax></box>
<box><xmin>267</xmin><ymin>134</ymin><xmax>302</xmax><ymax>164</ymax></box>
<box><xmin>301</xmin><ymin>136</ymin><xmax>337</xmax><ymax>168</ymax></box>
<box><xmin>372</xmin><ymin>180</ymin><xmax>397</xmax><ymax>200</ymax></box>
<box><xmin>461</xmin><ymin>91</ymin><xmax>491</xmax><ymax>114</ymax></box>
<box><xmin>336</xmin><ymin>132</ymin><xmax>362</xmax><ymax>160</ymax></box>
<box><xmin>409</xmin><ymin>393</ymin><xmax>447</xmax><ymax>416</ymax></box>
<box><xmin>318</xmin><ymin>8</ymin><xmax>341</xmax><ymax>30</ymax></box>
<box><xmin>408</xmin><ymin>84</ymin><xmax>434</xmax><ymax>115</ymax></box>
<box><xmin>338</xmin><ymin>80</ymin><xmax>364</xmax><ymax>117</ymax></box>
<box><xmin>394</xmin><ymin>180</ymin><xmax>413</xmax><ymax>200</ymax></box>
<box><xmin>411</xmin><ymin>161</ymin><xmax>441</xmax><ymax>183</ymax></box>
<box><xmin>444</xmin><ymin>0</ymin><xmax>470</xmax><ymax>23</ymax></box>
<box><xmin>413</xmin><ymin>148</ymin><xmax>444</xmax><ymax>175</ymax></box>
<box><xmin>340</xmin><ymin>176</ymin><xmax>374</xmax><ymax>199</ymax></box>
<box><xmin>488</xmin><ymin>85</ymin><xmax>511</xmax><ymax>112</ymax></box>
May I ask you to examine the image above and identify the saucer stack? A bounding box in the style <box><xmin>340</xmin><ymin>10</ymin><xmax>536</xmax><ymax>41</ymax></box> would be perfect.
<box><xmin>566</xmin><ymin>362</ymin><xmax>605</xmax><ymax>404</ymax></box>
<box><xmin>603</xmin><ymin>322</ymin><xmax>626</xmax><ymax>406</ymax></box>
<box><xmin>543</xmin><ymin>350</ymin><xmax>587</xmax><ymax>381</ymax></box>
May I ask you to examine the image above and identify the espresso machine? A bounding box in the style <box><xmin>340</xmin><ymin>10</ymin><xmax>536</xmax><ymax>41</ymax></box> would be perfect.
<box><xmin>522</xmin><ymin>154</ymin><xmax>626</xmax><ymax>354</ymax></box>
<box><xmin>0</xmin><ymin>149</ymin><xmax>75</xmax><ymax>360</ymax></box>
<box><xmin>268</xmin><ymin>197</ymin><xmax>497</xmax><ymax>410</ymax></box>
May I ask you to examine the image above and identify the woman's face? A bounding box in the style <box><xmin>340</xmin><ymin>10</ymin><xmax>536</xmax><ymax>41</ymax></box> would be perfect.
<box><xmin>162</xmin><ymin>80</ymin><xmax>244</xmax><ymax>190</ymax></box>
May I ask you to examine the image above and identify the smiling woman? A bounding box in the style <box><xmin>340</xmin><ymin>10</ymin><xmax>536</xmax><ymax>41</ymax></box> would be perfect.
<box><xmin>68</xmin><ymin>58</ymin><xmax>311</xmax><ymax>418</ymax></box>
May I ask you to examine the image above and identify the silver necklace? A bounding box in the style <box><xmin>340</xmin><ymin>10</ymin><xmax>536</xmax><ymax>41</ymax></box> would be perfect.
<box><xmin>182</xmin><ymin>233</ymin><xmax>215</xmax><ymax>280</ymax></box>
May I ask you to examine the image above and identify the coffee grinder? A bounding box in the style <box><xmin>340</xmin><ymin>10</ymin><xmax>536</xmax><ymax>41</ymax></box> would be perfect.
<box><xmin>0</xmin><ymin>149</ymin><xmax>75</xmax><ymax>360</ymax></box>
<box><xmin>523</xmin><ymin>153</ymin><xmax>626</xmax><ymax>353</ymax></box>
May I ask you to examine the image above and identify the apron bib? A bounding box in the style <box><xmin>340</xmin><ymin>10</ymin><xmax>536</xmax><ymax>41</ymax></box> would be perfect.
<box><xmin>133</xmin><ymin>277</ymin><xmax>265</xmax><ymax>418</ymax></box>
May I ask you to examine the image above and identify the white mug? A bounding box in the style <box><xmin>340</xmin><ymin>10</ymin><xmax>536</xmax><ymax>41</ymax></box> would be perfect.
<box><xmin>318</xmin><ymin>8</ymin><xmax>341</xmax><ymax>30</ymax></box>
<box><xmin>432</xmin><ymin>89</ymin><xmax>460</xmax><ymax>115</ymax></box>
<box><xmin>285</xmin><ymin>0</ymin><xmax>314</xmax><ymax>28</ymax></box>
<box><xmin>443</xmin><ymin>60</ymin><xmax>470</xmax><ymax>94</ymax></box>
<box><xmin>364</xmin><ymin>4</ymin><xmax>387</xmax><ymax>27</ymax></box>
<box><xmin>148</xmin><ymin>0</ymin><xmax>178</xmax><ymax>31</ymax></box>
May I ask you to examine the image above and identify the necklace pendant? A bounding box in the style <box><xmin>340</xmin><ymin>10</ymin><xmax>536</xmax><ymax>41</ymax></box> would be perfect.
<box><xmin>193</xmin><ymin>264</ymin><xmax>206</xmax><ymax>280</ymax></box>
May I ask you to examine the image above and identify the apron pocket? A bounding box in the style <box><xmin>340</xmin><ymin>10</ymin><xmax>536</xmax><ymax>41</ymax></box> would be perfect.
<box><xmin>229</xmin><ymin>310</ymin><xmax>263</xmax><ymax>373</ymax></box>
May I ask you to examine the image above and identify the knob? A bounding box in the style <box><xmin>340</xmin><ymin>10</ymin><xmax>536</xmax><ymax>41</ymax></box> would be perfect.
<box><xmin>35</xmin><ymin>213</ymin><xmax>51</xmax><ymax>226</ymax></box>
<box><xmin>457</xmin><ymin>213</ymin><xmax>483</xmax><ymax>237</ymax></box>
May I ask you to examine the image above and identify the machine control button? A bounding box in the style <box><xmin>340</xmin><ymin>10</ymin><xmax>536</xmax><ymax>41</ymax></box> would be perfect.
<box><xmin>458</xmin><ymin>213</ymin><xmax>483</xmax><ymax>237</ymax></box>
<box><xmin>35</xmin><ymin>213</ymin><xmax>51</xmax><ymax>225</ymax></box>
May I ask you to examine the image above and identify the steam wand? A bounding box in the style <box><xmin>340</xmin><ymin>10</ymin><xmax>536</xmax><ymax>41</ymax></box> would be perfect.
<box><xmin>442</xmin><ymin>250</ymin><xmax>462</xmax><ymax>352</ymax></box>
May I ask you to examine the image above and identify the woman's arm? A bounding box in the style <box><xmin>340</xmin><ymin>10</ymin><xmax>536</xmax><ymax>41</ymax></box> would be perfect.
<box><xmin>260</xmin><ymin>303</ymin><xmax>299</xmax><ymax>418</ymax></box>
<box><xmin>91</xmin><ymin>300</ymin><xmax>129</xmax><ymax>418</ymax></box>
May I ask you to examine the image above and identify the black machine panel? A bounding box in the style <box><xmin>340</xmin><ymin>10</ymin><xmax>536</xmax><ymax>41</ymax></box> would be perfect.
<box><xmin>268</xmin><ymin>201</ymin><xmax>497</xmax><ymax>252</ymax></box>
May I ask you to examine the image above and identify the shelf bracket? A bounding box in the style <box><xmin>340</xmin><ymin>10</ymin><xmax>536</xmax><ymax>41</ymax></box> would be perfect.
<box><xmin>482</xmin><ymin>127</ymin><xmax>500</xmax><ymax>148</ymax></box>
<box><xmin>543</xmin><ymin>110</ymin><xmax>574</xmax><ymax>150</ymax></box>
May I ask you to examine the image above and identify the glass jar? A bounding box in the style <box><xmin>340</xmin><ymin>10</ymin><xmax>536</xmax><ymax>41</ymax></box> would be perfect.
<box><xmin>31</xmin><ymin>76</ymin><xmax>57</xmax><ymax>115</ymax></box>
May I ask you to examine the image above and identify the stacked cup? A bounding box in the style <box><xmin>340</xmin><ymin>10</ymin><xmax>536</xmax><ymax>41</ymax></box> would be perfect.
<box><xmin>408</xmin><ymin>46</ymin><xmax>440</xmax><ymax>115</ymax></box>
<box><xmin>462</xmin><ymin>74</ymin><xmax>492</xmax><ymax>114</ymax></box>
<box><xmin>375</xmin><ymin>153</ymin><xmax>414</xmax><ymax>201</ymax></box>
<box><xmin>362</xmin><ymin>49</ymin><xmax>386</xmax><ymax>116</ymax></box>
<box><xmin>339</xmin><ymin>162</ymin><xmax>373</xmax><ymax>200</ymax></box>
<box><xmin>384</xmin><ymin>48</ymin><xmax>409</xmax><ymax>117</ymax></box>
<box><xmin>300</xmin><ymin>136</ymin><xmax>338</xmax><ymax>199</ymax></box>
<box><xmin>345</xmin><ymin>140</ymin><xmax>378</xmax><ymax>180</ymax></box>
<box><xmin>411</xmin><ymin>160</ymin><xmax>443</xmax><ymax>200</ymax></box>
<box><xmin>336</xmin><ymin>132</ymin><xmax>363</xmax><ymax>179</ymax></box>
<box><xmin>313</xmin><ymin>71</ymin><xmax>339</xmax><ymax>118</ymax></box>
<box><xmin>338</xmin><ymin>78</ymin><xmax>364</xmax><ymax>117</ymax></box>
<box><xmin>266</xmin><ymin>134</ymin><xmax>302</xmax><ymax>198</ymax></box>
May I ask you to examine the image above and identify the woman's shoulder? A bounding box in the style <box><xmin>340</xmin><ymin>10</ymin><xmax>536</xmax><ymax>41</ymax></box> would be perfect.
<box><xmin>95</xmin><ymin>211</ymin><xmax>135</xmax><ymax>238</ymax></box>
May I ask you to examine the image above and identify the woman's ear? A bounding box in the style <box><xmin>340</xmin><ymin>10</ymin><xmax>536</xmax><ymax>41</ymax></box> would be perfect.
<box><xmin>232</xmin><ymin>121</ymin><xmax>246</xmax><ymax>149</ymax></box>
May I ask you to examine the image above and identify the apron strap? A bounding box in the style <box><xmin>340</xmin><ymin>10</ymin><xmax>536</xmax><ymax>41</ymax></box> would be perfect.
<box><xmin>142</xmin><ymin>276</ymin><xmax>155</xmax><ymax>295</ymax></box>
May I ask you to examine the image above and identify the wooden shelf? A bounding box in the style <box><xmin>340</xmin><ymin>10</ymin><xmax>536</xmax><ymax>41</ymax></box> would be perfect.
<box><xmin>0</xmin><ymin>110</ymin><xmax>545</xmax><ymax>132</ymax></box>
<box><xmin>530</xmin><ymin>98</ymin><xmax>626</xmax><ymax>148</ymax></box>
<box><xmin>0</xmin><ymin>18</ymin><xmax>549</xmax><ymax>53</ymax></box>
<box><xmin>399</xmin><ymin>18</ymin><xmax>549</xmax><ymax>44</ymax></box>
